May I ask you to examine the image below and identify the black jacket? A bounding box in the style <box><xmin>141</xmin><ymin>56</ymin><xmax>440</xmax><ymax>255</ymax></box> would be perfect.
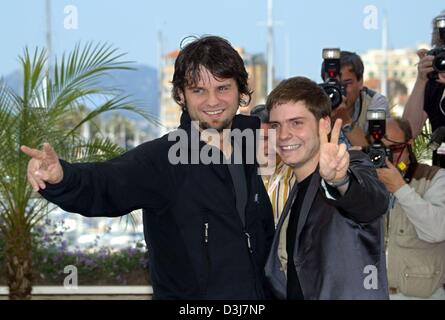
<box><xmin>265</xmin><ymin>151</ymin><xmax>390</xmax><ymax>299</ymax></box>
<box><xmin>40</xmin><ymin>112</ymin><xmax>275</xmax><ymax>299</ymax></box>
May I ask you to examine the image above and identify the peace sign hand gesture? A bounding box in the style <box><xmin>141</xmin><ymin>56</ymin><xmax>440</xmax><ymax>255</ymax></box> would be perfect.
<box><xmin>20</xmin><ymin>143</ymin><xmax>64</xmax><ymax>192</ymax></box>
<box><xmin>319</xmin><ymin>118</ymin><xmax>349</xmax><ymax>183</ymax></box>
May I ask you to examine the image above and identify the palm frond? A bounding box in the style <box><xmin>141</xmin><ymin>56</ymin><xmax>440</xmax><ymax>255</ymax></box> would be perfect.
<box><xmin>413</xmin><ymin>129</ymin><xmax>433</xmax><ymax>164</ymax></box>
<box><xmin>64</xmin><ymin>137</ymin><xmax>126</xmax><ymax>163</ymax></box>
<box><xmin>1</xmin><ymin>42</ymin><xmax>155</xmax><ymax>257</ymax></box>
<box><xmin>48</xmin><ymin>42</ymin><xmax>132</xmax><ymax>112</ymax></box>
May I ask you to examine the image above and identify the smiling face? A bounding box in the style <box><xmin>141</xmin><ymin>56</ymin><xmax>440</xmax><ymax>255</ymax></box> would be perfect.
<box><xmin>180</xmin><ymin>66</ymin><xmax>240</xmax><ymax>132</ymax></box>
<box><xmin>269</xmin><ymin>100</ymin><xmax>324</xmax><ymax>176</ymax></box>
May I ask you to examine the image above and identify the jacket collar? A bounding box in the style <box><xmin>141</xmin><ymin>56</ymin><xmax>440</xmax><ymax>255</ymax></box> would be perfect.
<box><xmin>177</xmin><ymin>111</ymin><xmax>260</xmax><ymax>183</ymax></box>
<box><xmin>276</xmin><ymin>169</ymin><xmax>320</xmax><ymax>255</ymax></box>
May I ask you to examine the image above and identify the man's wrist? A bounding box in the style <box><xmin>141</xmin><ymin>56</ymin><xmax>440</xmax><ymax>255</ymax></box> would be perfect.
<box><xmin>416</xmin><ymin>75</ymin><xmax>429</xmax><ymax>85</ymax></box>
<box><xmin>324</xmin><ymin>173</ymin><xmax>350</xmax><ymax>188</ymax></box>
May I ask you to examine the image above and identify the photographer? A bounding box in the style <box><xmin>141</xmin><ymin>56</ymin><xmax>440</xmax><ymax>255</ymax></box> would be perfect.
<box><xmin>322</xmin><ymin>51</ymin><xmax>389</xmax><ymax>147</ymax></box>
<box><xmin>376</xmin><ymin>118</ymin><xmax>445</xmax><ymax>299</ymax></box>
<box><xmin>403</xmin><ymin>12</ymin><xmax>445</xmax><ymax>168</ymax></box>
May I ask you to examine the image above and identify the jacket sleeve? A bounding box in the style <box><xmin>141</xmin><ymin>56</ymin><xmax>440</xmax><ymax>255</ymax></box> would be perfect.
<box><xmin>394</xmin><ymin>169</ymin><xmax>445</xmax><ymax>243</ymax></box>
<box><xmin>39</xmin><ymin>141</ymin><xmax>172</xmax><ymax>217</ymax></box>
<box><xmin>322</xmin><ymin>150</ymin><xmax>390</xmax><ymax>223</ymax></box>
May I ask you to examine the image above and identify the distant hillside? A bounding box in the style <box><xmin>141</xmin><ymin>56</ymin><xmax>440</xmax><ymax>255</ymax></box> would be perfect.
<box><xmin>2</xmin><ymin>64</ymin><xmax>159</xmax><ymax>119</ymax></box>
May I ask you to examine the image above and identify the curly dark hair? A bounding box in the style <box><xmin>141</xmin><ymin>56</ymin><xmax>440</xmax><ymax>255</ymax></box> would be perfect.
<box><xmin>171</xmin><ymin>35</ymin><xmax>252</xmax><ymax>109</ymax></box>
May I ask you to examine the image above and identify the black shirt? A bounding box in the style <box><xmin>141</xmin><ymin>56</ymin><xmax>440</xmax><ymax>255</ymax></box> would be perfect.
<box><xmin>286</xmin><ymin>172</ymin><xmax>313</xmax><ymax>300</ymax></box>
<box><xmin>424</xmin><ymin>80</ymin><xmax>445</xmax><ymax>168</ymax></box>
<box><xmin>424</xmin><ymin>79</ymin><xmax>445</xmax><ymax>132</ymax></box>
<box><xmin>227</xmin><ymin>161</ymin><xmax>248</xmax><ymax>227</ymax></box>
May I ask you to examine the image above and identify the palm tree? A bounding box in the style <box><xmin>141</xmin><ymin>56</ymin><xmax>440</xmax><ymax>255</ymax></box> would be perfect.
<box><xmin>0</xmin><ymin>43</ymin><xmax>157</xmax><ymax>299</ymax></box>
<box><xmin>412</xmin><ymin>122</ymin><xmax>433</xmax><ymax>164</ymax></box>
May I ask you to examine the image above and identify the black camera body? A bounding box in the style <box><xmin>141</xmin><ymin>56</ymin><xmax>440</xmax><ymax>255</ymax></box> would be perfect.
<box><xmin>427</xmin><ymin>47</ymin><xmax>445</xmax><ymax>80</ymax></box>
<box><xmin>319</xmin><ymin>48</ymin><xmax>346</xmax><ymax>110</ymax></box>
<box><xmin>362</xmin><ymin>109</ymin><xmax>392</xmax><ymax>168</ymax></box>
<box><xmin>428</xmin><ymin>17</ymin><xmax>445</xmax><ymax>80</ymax></box>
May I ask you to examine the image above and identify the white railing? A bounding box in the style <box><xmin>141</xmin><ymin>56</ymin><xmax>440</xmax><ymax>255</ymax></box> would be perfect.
<box><xmin>0</xmin><ymin>286</ymin><xmax>153</xmax><ymax>296</ymax></box>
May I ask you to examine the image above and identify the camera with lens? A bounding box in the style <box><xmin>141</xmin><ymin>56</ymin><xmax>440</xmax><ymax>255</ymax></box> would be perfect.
<box><xmin>362</xmin><ymin>109</ymin><xmax>392</xmax><ymax>168</ymax></box>
<box><xmin>427</xmin><ymin>16</ymin><xmax>445</xmax><ymax>80</ymax></box>
<box><xmin>319</xmin><ymin>48</ymin><xmax>346</xmax><ymax>110</ymax></box>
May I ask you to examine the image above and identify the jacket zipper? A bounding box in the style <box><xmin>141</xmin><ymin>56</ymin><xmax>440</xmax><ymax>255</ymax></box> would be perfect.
<box><xmin>204</xmin><ymin>222</ymin><xmax>209</xmax><ymax>244</ymax></box>
<box><xmin>244</xmin><ymin>231</ymin><xmax>253</xmax><ymax>253</ymax></box>
<box><xmin>203</xmin><ymin>222</ymin><xmax>210</xmax><ymax>296</ymax></box>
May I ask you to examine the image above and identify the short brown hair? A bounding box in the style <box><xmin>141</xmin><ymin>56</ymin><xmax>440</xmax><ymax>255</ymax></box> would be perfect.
<box><xmin>266</xmin><ymin>76</ymin><xmax>331</xmax><ymax>121</ymax></box>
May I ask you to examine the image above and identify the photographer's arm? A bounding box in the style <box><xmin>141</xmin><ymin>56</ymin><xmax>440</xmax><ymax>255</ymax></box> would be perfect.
<box><xmin>332</xmin><ymin>98</ymin><xmax>369</xmax><ymax>146</ymax></box>
<box><xmin>403</xmin><ymin>79</ymin><xmax>429</xmax><ymax>138</ymax></box>
<box><xmin>345</xmin><ymin>126</ymin><xmax>369</xmax><ymax>147</ymax></box>
<box><xmin>402</xmin><ymin>50</ymin><xmax>432</xmax><ymax>137</ymax></box>
<box><xmin>394</xmin><ymin>169</ymin><xmax>445</xmax><ymax>243</ymax></box>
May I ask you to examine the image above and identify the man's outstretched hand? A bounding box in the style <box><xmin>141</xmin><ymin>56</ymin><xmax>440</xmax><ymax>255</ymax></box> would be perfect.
<box><xmin>319</xmin><ymin>118</ymin><xmax>350</xmax><ymax>183</ymax></box>
<box><xmin>20</xmin><ymin>143</ymin><xmax>63</xmax><ymax>191</ymax></box>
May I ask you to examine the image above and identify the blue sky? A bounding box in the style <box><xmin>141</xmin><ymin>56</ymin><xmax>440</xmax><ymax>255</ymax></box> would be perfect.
<box><xmin>1</xmin><ymin>0</ymin><xmax>443</xmax><ymax>80</ymax></box>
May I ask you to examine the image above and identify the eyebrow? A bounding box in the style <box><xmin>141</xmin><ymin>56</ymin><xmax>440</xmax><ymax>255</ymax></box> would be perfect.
<box><xmin>269</xmin><ymin>117</ymin><xmax>305</xmax><ymax>124</ymax></box>
<box><xmin>186</xmin><ymin>82</ymin><xmax>233</xmax><ymax>90</ymax></box>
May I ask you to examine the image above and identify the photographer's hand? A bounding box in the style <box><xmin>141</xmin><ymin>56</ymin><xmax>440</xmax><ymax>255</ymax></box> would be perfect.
<box><xmin>319</xmin><ymin>118</ymin><xmax>350</xmax><ymax>193</ymax></box>
<box><xmin>333</xmin><ymin>96</ymin><xmax>369</xmax><ymax>147</ymax></box>
<box><xmin>376</xmin><ymin>158</ymin><xmax>406</xmax><ymax>193</ymax></box>
<box><xmin>403</xmin><ymin>49</ymin><xmax>432</xmax><ymax>138</ymax></box>
<box><xmin>416</xmin><ymin>49</ymin><xmax>434</xmax><ymax>82</ymax></box>
<box><xmin>332</xmin><ymin>96</ymin><xmax>352</xmax><ymax>125</ymax></box>
<box><xmin>438</xmin><ymin>72</ymin><xmax>445</xmax><ymax>85</ymax></box>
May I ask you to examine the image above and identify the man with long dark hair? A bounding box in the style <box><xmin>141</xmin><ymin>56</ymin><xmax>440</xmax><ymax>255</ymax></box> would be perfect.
<box><xmin>21</xmin><ymin>36</ymin><xmax>275</xmax><ymax>299</ymax></box>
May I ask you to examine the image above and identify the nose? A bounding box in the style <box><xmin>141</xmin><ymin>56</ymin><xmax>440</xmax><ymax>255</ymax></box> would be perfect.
<box><xmin>206</xmin><ymin>90</ymin><xmax>219</xmax><ymax>107</ymax></box>
<box><xmin>278</xmin><ymin>123</ymin><xmax>292</xmax><ymax>142</ymax></box>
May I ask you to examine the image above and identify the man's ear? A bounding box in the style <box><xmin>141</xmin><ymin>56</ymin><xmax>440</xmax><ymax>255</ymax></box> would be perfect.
<box><xmin>178</xmin><ymin>90</ymin><xmax>185</xmax><ymax>105</ymax></box>
<box><xmin>407</xmin><ymin>138</ymin><xmax>414</xmax><ymax>146</ymax></box>
<box><xmin>178</xmin><ymin>90</ymin><xmax>187</xmax><ymax>111</ymax></box>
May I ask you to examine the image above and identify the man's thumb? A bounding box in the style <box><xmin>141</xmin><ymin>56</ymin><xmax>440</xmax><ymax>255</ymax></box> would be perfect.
<box><xmin>417</xmin><ymin>49</ymin><xmax>428</xmax><ymax>59</ymax></box>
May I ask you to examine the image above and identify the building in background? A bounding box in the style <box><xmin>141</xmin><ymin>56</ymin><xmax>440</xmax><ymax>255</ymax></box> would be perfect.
<box><xmin>238</xmin><ymin>49</ymin><xmax>267</xmax><ymax>115</ymax></box>
<box><xmin>361</xmin><ymin>43</ymin><xmax>431</xmax><ymax>116</ymax></box>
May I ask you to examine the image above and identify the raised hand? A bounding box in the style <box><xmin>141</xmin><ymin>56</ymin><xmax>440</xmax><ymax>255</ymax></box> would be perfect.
<box><xmin>376</xmin><ymin>158</ymin><xmax>406</xmax><ymax>193</ymax></box>
<box><xmin>20</xmin><ymin>143</ymin><xmax>63</xmax><ymax>191</ymax></box>
<box><xmin>416</xmin><ymin>49</ymin><xmax>434</xmax><ymax>82</ymax></box>
<box><xmin>319</xmin><ymin>118</ymin><xmax>349</xmax><ymax>183</ymax></box>
<box><xmin>331</xmin><ymin>96</ymin><xmax>352</xmax><ymax>125</ymax></box>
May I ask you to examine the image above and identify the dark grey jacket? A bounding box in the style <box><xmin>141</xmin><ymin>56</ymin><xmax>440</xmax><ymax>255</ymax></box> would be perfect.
<box><xmin>265</xmin><ymin>151</ymin><xmax>390</xmax><ymax>300</ymax></box>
